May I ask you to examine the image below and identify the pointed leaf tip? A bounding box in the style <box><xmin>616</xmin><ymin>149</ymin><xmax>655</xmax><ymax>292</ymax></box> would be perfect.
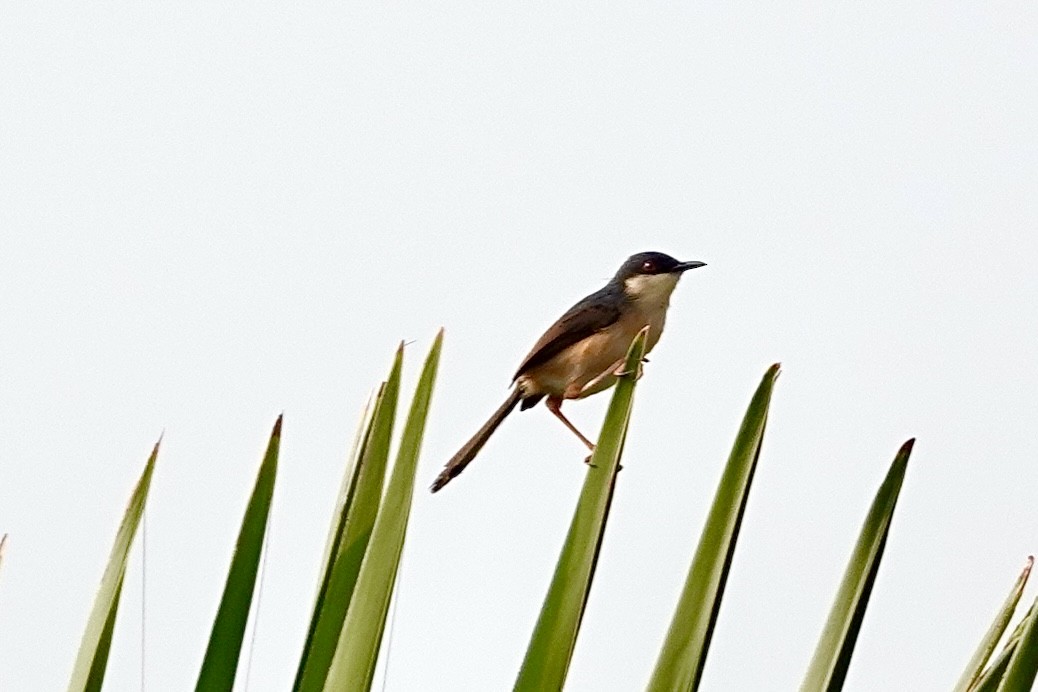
<box><xmin>800</xmin><ymin>441</ymin><xmax>912</xmax><ymax>692</ymax></box>
<box><xmin>325</xmin><ymin>332</ymin><xmax>442</xmax><ymax>690</ymax></box>
<box><xmin>68</xmin><ymin>446</ymin><xmax>157</xmax><ymax>691</ymax></box>
<box><xmin>196</xmin><ymin>417</ymin><xmax>281</xmax><ymax>690</ymax></box>
<box><xmin>647</xmin><ymin>363</ymin><xmax>777</xmax><ymax>692</ymax></box>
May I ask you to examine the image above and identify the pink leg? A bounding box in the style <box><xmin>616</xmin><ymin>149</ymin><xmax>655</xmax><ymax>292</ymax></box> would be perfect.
<box><xmin>545</xmin><ymin>397</ymin><xmax>595</xmax><ymax>450</ymax></box>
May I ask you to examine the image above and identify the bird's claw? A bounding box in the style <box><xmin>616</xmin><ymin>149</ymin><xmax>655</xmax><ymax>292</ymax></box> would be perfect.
<box><xmin>613</xmin><ymin>362</ymin><xmax>645</xmax><ymax>380</ymax></box>
<box><xmin>585</xmin><ymin>454</ymin><xmax>623</xmax><ymax>473</ymax></box>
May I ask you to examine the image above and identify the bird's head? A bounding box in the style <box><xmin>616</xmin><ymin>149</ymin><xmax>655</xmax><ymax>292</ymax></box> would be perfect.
<box><xmin>614</xmin><ymin>251</ymin><xmax>706</xmax><ymax>304</ymax></box>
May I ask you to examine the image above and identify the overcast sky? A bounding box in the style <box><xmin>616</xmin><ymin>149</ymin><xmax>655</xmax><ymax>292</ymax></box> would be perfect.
<box><xmin>2</xmin><ymin>2</ymin><xmax>1036</xmax><ymax>690</ymax></box>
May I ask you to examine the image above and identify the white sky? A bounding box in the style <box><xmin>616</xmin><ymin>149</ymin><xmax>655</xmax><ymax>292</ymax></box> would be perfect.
<box><xmin>1</xmin><ymin>2</ymin><xmax>1036</xmax><ymax>690</ymax></box>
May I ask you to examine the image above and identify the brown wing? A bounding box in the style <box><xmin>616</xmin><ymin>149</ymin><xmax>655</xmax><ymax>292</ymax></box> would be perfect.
<box><xmin>513</xmin><ymin>284</ymin><xmax>622</xmax><ymax>381</ymax></box>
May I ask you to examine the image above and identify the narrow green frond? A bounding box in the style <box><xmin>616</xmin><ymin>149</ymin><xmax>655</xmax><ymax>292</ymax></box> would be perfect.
<box><xmin>295</xmin><ymin>348</ymin><xmax>405</xmax><ymax>691</ymax></box>
<box><xmin>997</xmin><ymin>596</ymin><xmax>1038</xmax><ymax>691</ymax></box>
<box><xmin>973</xmin><ymin>645</ymin><xmax>1017</xmax><ymax>692</ymax></box>
<box><xmin>68</xmin><ymin>440</ymin><xmax>159</xmax><ymax>692</ymax></box>
<box><xmin>195</xmin><ymin>417</ymin><xmax>282</xmax><ymax>691</ymax></box>
<box><xmin>647</xmin><ymin>364</ymin><xmax>780</xmax><ymax>692</ymax></box>
<box><xmin>324</xmin><ymin>330</ymin><xmax>443</xmax><ymax>691</ymax></box>
<box><xmin>514</xmin><ymin>328</ymin><xmax>649</xmax><ymax>692</ymax></box>
<box><xmin>83</xmin><ymin>577</ymin><xmax>124</xmax><ymax>691</ymax></box>
<box><xmin>312</xmin><ymin>386</ymin><xmax>381</xmax><ymax>603</ymax></box>
<box><xmin>800</xmin><ymin>439</ymin><xmax>914</xmax><ymax>692</ymax></box>
<box><xmin>954</xmin><ymin>557</ymin><xmax>1033</xmax><ymax>692</ymax></box>
<box><xmin>971</xmin><ymin>604</ymin><xmax>1033</xmax><ymax>692</ymax></box>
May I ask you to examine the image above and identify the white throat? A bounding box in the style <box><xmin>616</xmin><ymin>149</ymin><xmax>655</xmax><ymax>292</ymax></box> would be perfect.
<box><xmin>624</xmin><ymin>272</ymin><xmax>680</xmax><ymax>307</ymax></box>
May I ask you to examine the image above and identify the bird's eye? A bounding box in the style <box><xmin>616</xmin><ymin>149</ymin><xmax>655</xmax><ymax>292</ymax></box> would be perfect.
<box><xmin>641</xmin><ymin>260</ymin><xmax>655</xmax><ymax>272</ymax></box>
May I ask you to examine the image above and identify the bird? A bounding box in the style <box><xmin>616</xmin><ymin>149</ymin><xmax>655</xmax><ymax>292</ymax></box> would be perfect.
<box><xmin>430</xmin><ymin>251</ymin><xmax>706</xmax><ymax>493</ymax></box>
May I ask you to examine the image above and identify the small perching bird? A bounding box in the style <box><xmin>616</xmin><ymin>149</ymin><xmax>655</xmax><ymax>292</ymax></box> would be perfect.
<box><xmin>430</xmin><ymin>251</ymin><xmax>706</xmax><ymax>493</ymax></box>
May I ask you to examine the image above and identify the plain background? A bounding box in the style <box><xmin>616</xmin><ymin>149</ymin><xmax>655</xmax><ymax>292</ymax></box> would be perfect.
<box><xmin>1</xmin><ymin>2</ymin><xmax>1036</xmax><ymax>690</ymax></box>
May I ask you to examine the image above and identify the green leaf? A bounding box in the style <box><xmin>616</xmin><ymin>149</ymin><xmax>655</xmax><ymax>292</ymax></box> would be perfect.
<box><xmin>514</xmin><ymin>328</ymin><xmax>649</xmax><ymax>692</ymax></box>
<box><xmin>973</xmin><ymin>646</ymin><xmax>1016</xmax><ymax>692</ymax></box>
<box><xmin>83</xmin><ymin>578</ymin><xmax>123</xmax><ymax>691</ymax></box>
<box><xmin>646</xmin><ymin>363</ymin><xmax>780</xmax><ymax>692</ymax></box>
<box><xmin>972</xmin><ymin>604</ymin><xmax>1033</xmax><ymax>692</ymax></box>
<box><xmin>68</xmin><ymin>440</ymin><xmax>159</xmax><ymax>692</ymax></box>
<box><xmin>954</xmin><ymin>557</ymin><xmax>1033</xmax><ymax>692</ymax></box>
<box><xmin>294</xmin><ymin>348</ymin><xmax>404</xmax><ymax>691</ymax></box>
<box><xmin>998</xmin><ymin>596</ymin><xmax>1038</xmax><ymax>691</ymax></box>
<box><xmin>312</xmin><ymin>386</ymin><xmax>383</xmax><ymax>609</ymax></box>
<box><xmin>324</xmin><ymin>330</ymin><xmax>444</xmax><ymax>691</ymax></box>
<box><xmin>800</xmin><ymin>439</ymin><xmax>915</xmax><ymax>692</ymax></box>
<box><xmin>195</xmin><ymin>416</ymin><xmax>282</xmax><ymax>691</ymax></box>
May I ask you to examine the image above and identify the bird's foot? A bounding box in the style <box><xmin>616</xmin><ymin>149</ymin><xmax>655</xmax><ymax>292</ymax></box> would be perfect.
<box><xmin>584</xmin><ymin>455</ymin><xmax>623</xmax><ymax>472</ymax></box>
<box><xmin>583</xmin><ymin>447</ymin><xmax>597</xmax><ymax>467</ymax></box>
<box><xmin>614</xmin><ymin>361</ymin><xmax>645</xmax><ymax>380</ymax></box>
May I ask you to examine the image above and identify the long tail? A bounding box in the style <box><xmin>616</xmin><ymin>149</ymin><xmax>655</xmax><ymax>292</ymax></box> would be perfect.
<box><xmin>431</xmin><ymin>388</ymin><xmax>523</xmax><ymax>493</ymax></box>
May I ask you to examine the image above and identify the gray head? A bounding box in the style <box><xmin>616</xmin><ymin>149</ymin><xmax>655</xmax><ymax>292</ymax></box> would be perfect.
<box><xmin>613</xmin><ymin>251</ymin><xmax>706</xmax><ymax>282</ymax></box>
<box><xmin>612</xmin><ymin>251</ymin><xmax>706</xmax><ymax>304</ymax></box>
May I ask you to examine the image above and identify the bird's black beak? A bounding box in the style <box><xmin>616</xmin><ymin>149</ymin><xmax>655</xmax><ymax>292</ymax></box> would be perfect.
<box><xmin>674</xmin><ymin>260</ymin><xmax>707</xmax><ymax>273</ymax></box>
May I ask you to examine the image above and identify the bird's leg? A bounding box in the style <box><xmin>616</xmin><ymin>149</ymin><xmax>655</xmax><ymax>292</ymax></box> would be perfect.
<box><xmin>546</xmin><ymin>397</ymin><xmax>625</xmax><ymax>472</ymax></box>
<box><xmin>545</xmin><ymin>397</ymin><xmax>596</xmax><ymax>451</ymax></box>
